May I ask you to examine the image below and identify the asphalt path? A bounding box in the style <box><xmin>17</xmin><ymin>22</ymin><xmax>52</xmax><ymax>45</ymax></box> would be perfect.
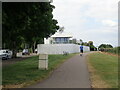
<box><xmin>28</xmin><ymin>52</ymin><xmax>92</xmax><ymax>88</ymax></box>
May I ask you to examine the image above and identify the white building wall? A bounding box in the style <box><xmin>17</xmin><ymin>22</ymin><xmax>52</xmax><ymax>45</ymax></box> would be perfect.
<box><xmin>44</xmin><ymin>38</ymin><xmax>50</xmax><ymax>44</ymax></box>
<box><xmin>37</xmin><ymin>44</ymin><xmax>90</xmax><ymax>54</ymax></box>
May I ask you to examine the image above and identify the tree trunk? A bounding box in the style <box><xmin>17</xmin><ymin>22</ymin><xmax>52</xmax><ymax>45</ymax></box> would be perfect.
<box><xmin>12</xmin><ymin>49</ymin><xmax>17</xmax><ymax>58</ymax></box>
<box><xmin>12</xmin><ymin>41</ymin><xmax>17</xmax><ymax>58</ymax></box>
<box><xmin>33</xmin><ymin>41</ymin><xmax>36</xmax><ymax>53</ymax></box>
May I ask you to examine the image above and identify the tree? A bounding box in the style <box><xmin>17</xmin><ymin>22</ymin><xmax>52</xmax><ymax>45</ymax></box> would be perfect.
<box><xmin>2</xmin><ymin>2</ymin><xmax>59</xmax><ymax>57</ymax></box>
<box><xmin>98</xmin><ymin>44</ymin><xmax>113</xmax><ymax>49</ymax></box>
<box><xmin>2</xmin><ymin>3</ymin><xmax>27</xmax><ymax>57</ymax></box>
<box><xmin>88</xmin><ymin>41</ymin><xmax>93</xmax><ymax>46</ymax></box>
<box><xmin>21</xmin><ymin>3</ymin><xmax>59</xmax><ymax>52</ymax></box>
<box><xmin>82</xmin><ymin>42</ymin><xmax>89</xmax><ymax>46</ymax></box>
<box><xmin>79</xmin><ymin>39</ymin><xmax>83</xmax><ymax>45</ymax></box>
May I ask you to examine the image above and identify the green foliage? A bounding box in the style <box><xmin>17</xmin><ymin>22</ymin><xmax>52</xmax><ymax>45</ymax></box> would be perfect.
<box><xmin>88</xmin><ymin>41</ymin><xmax>93</xmax><ymax>46</ymax></box>
<box><xmin>2</xmin><ymin>2</ymin><xmax>59</xmax><ymax>55</ymax></box>
<box><xmin>80</xmin><ymin>40</ymin><xmax>97</xmax><ymax>51</ymax></box>
<box><xmin>98</xmin><ymin>44</ymin><xmax>113</xmax><ymax>49</ymax></box>
<box><xmin>100</xmin><ymin>47</ymin><xmax>120</xmax><ymax>55</ymax></box>
<box><xmin>82</xmin><ymin>42</ymin><xmax>89</xmax><ymax>46</ymax></box>
<box><xmin>89</xmin><ymin>45</ymin><xmax>97</xmax><ymax>51</ymax></box>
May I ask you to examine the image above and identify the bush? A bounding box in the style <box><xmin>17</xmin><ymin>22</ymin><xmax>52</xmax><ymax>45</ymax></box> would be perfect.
<box><xmin>99</xmin><ymin>47</ymin><xmax>120</xmax><ymax>55</ymax></box>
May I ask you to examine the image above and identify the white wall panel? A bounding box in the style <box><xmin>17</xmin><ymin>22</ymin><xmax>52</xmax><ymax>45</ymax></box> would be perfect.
<box><xmin>37</xmin><ymin>44</ymin><xmax>90</xmax><ymax>54</ymax></box>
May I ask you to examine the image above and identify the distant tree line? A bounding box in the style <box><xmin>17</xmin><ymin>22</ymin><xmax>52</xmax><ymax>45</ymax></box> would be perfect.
<box><xmin>106</xmin><ymin>47</ymin><xmax>120</xmax><ymax>55</ymax></box>
<box><xmin>69</xmin><ymin>38</ymin><xmax>115</xmax><ymax>52</ymax></box>
<box><xmin>98</xmin><ymin>44</ymin><xmax>119</xmax><ymax>55</ymax></box>
<box><xmin>2</xmin><ymin>2</ymin><xmax>59</xmax><ymax>57</ymax></box>
<box><xmin>98</xmin><ymin>44</ymin><xmax>113</xmax><ymax>52</ymax></box>
<box><xmin>98</xmin><ymin>44</ymin><xmax>113</xmax><ymax>49</ymax></box>
<box><xmin>70</xmin><ymin>39</ymin><xmax>97</xmax><ymax>51</ymax></box>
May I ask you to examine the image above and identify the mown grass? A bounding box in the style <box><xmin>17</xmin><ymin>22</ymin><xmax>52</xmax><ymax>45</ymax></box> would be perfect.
<box><xmin>88</xmin><ymin>52</ymin><xmax>118</xmax><ymax>88</ymax></box>
<box><xmin>2</xmin><ymin>54</ymin><xmax>76</xmax><ymax>87</ymax></box>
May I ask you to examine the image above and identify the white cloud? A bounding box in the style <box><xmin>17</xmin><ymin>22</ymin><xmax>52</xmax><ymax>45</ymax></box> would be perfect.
<box><xmin>83</xmin><ymin>0</ymin><xmax>119</xmax><ymax>20</ymax></box>
<box><xmin>102</xmin><ymin>20</ymin><xmax>117</xmax><ymax>27</ymax></box>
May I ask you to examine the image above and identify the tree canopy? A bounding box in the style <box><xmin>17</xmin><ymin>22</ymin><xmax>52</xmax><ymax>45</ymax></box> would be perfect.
<box><xmin>98</xmin><ymin>44</ymin><xmax>113</xmax><ymax>49</ymax></box>
<box><xmin>2</xmin><ymin>2</ymin><xmax>59</xmax><ymax>57</ymax></box>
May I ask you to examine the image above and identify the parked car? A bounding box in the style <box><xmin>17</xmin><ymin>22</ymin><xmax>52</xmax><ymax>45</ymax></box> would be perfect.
<box><xmin>0</xmin><ymin>49</ymin><xmax>13</xmax><ymax>60</ymax></box>
<box><xmin>22</xmin><ymin>49</ymin><xmax>30</xmax><ymax>55</ymax></box>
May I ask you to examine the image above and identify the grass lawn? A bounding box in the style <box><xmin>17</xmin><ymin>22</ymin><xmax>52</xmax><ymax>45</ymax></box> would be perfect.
<box><xmin>87</xmin><ymin>52</ymin><xmax>118</xmax><ymax>88</ymax></box>
<box><xmin>3</xmin><ymin>54</ymin><xmax>76</xmax><ymax>88</ymax></box>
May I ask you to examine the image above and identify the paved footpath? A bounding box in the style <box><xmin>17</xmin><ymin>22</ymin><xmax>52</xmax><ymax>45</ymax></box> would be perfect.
<box><xmin>28</xmin><ymin>52</ymin><xmax>92</xmax><ymax>88</ymax></box>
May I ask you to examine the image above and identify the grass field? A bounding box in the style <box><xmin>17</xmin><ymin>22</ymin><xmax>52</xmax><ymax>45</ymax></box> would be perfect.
<box><xmin>3</xmin><ymin>54</ymin><xmax>75</xmax><ymax>88</ymax></box>
<box><xmin>87</xmin><ymin>52</ymin><xmax>118</xmax><ymax>88</ymax></box>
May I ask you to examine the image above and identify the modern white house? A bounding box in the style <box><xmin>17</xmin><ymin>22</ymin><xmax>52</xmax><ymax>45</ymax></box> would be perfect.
<box><xmin>44</xmin><ymin>30</ymin><xmax>73</xmax><ymax>44</ymax></box>
<box><xmin>37</xmin><ymin>29</ymin><xmax>90</xmax><ymax>54</ymax></box>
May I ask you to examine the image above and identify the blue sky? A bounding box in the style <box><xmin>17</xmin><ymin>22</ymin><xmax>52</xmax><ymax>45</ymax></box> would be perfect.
<box><xmin>52</xmin><ymin>0</ymin><xmax>118</xmax><ymax>47</ymax></box>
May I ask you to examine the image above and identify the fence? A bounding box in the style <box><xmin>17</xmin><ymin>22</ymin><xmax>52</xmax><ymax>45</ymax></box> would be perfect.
<box><xmin>37</xmin><ymin>44</ymin><xmax>90</xmax><ymax>54</ymax></box>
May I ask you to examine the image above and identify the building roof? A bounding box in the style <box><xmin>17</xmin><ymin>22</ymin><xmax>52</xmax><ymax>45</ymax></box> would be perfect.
<box><xmin>51</xmin><ymin>32</ymin><xmax>73</xmax><ymax>38</ymax></box>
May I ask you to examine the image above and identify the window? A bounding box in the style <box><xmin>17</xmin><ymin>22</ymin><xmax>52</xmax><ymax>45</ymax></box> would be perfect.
<box><xmin>61</xmin><ymin>38</ymin><xmax>64</xmax><ymax>43</ymax></box>
<box><xmin>55</xmin><ymin>38</ymin><xmax>60</xmax><ymax>43</ymax></box>
<box><xmin>55</xmin><ymin>37</ymin><xmax>69</xmax><ymax>44</ymax></box>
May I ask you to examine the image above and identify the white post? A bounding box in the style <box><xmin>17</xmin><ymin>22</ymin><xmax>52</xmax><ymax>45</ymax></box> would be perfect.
<box><xmin>38</xmin><ymin>54</ymin><xmax>48</xmax><ymax>70</ymax></box>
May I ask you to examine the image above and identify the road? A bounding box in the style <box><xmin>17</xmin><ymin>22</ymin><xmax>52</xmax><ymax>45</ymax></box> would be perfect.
<box><xmin>27</xmin><ymin>52</ymin><xmax>92</xmax><ymax>88</ymax></box>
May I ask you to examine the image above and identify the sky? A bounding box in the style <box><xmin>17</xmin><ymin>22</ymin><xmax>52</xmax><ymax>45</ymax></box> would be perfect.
<box><xmin>51</xmin><ymin>0</ymin><xmax>119</xmax><ymax>47</ymax></box>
